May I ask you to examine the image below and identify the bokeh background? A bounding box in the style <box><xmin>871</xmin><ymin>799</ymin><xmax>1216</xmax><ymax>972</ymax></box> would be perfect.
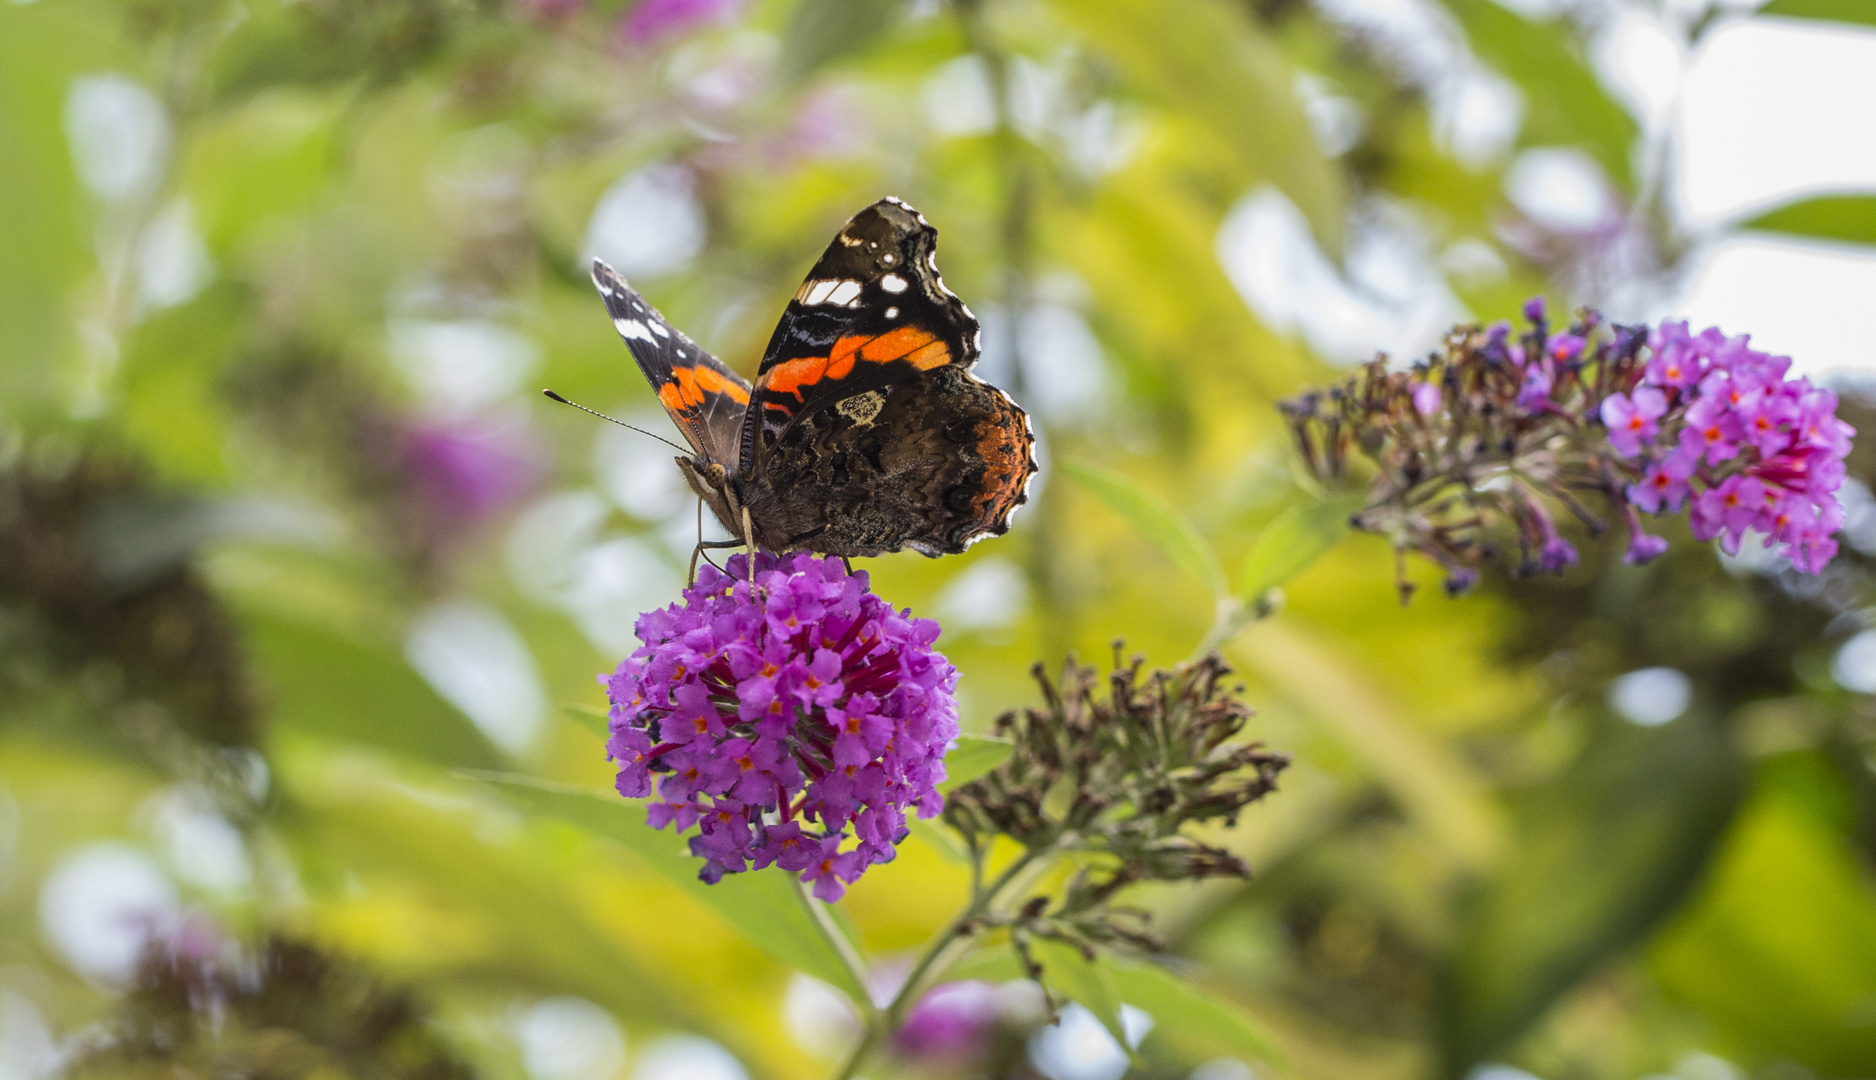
<box><xmin>3</xmin><ymin>0</ymin><xmax>1876</xmax><ymax>1078</ymax></box>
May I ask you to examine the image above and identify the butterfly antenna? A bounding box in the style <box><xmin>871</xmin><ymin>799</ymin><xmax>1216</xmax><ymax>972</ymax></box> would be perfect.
<box><xmin>541</xmin><ymin>389</ymin><xmax>690</xmax><ymax>454</ymax></box>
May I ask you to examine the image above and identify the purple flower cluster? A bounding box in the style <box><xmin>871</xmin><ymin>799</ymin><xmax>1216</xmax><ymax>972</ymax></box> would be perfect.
<box><xmin>1282</xmin><ymin>298</ymin><xmax>1857</xmax><ymax>597</ymax></box>
<box><xmin>604</xmin><ymin>552</ymin><xmax>959</xmax><ymax>900</ymax></box>
<box><xmin>1600</xmin><ymin>320</ymin><xmax>1853</xmax><ymax>572</ymax></box>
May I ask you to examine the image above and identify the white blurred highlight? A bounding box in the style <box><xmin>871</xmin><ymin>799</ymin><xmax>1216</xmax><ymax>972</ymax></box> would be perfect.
<box><xmin>1832</xmin><ymin>630</ymin><xmax>1876</xmax><ymax>694</ymax></box>
<box><xmin>65</xmin><ymin>74</ymin><xmax>168</xmax><ymax>200</ymax></box>
<box><xmin>1468</xmin><ymin>1067</ymin><xmax>1543</xmax><ymax>1080</ymax></box>
<box><xmin>0</xmin><ymin>990</ymin><xmax>57</xmax><ymax>1080</ymax></box>
<box><xmin>1217</xmin><ymin>187</ymin><xmax>1464</xmax><ymax>365</ymax></box>
<box><xmin>136</xmin><ymin>199</ymin><xmax>214</xmax><ymax>312</ymax></box>
<box><xmin>976</xmin><ymin>303</ymin><xmax>1107</xmax><ymax>425</ymax></box>
<box><xmin>595</xmin><ymin>417</ymin><xmax>693</xmax><ymax>523</ymax></box>
<box><xmin>1026</xmin><ymin>1003</ymin><xmax>1152</xmax><ymax>1080</ymax></box>
<box><xmin>1295</xmin><ymin>73</ymin><xmax>1363</xmax><ymax>158</ymax></box>
<box><xmin>934</xmin><ymin>557</ymin><xmax>1029</xmax><ymax>631</ymax></box>
<box><xmin>782</xmin><ymin>974</ymin><xmax>859</xmax><ymax>1058</ymax></box>
<box><xmin>1676</xmin><ymin>19</ymin><xmax>1876</xmax><ymax>229</ymax></box>
<box><xmin>515</xmin><ymin>997</ymin><xmax>626</xmax><ymax>1080</ymax></box>
<box><xmin>1308</xmin><ymin>0</ymin><xmax>1521</xmax><ymax>167</ymax></box>
<box><xmin>1607</xmin><ymin>667</ymin><xmax>1692</xmax><ymax>727</ymax></box>
<box><xmin>149</xmin><ymin>786</ymin><xmax>251</xmax><ymax>892</ymax></box>
<box><xmin>1674</xmin><ymin>236</ymin><xmax>1876</xmax><ymax>378</ymax></box>
<box><xmin>1592</xmin><ymin>8</ymin><xmax>1685</xmax><ymax>133</ymax></box>
<box><xmin>406</xmin><ymin>599</ymin><xmax>549</xmax><ymax>753</ymax></box>
<box><xmin>390</xmin><ymin>319</ymin><xmax>541</xmax><ymax>419</ymax></box>
<box><xmin>1505</xmin><ymin>148</ymin><xmax>1619</xmax><ymax>234</ymax></box>
<box><xmin>630</xmin><ymin>1034</ymin><xmax>748</xmax><ymax>1080</ymax></box>
<box><xmin>39</xmin><ymin>843</ymin><xmax>177</xmax><ymax>984</ymax></box>
<box><xmin>584</xmin><ymin>165</ymin><xmax>706</xmax><ymax>280</ymax></box>
<box><xmin>563</xmin><ymin>537</ymin><xmax>681</xmax><ymax>656</ymax></box>
<box><xmin>1189</xmin><ymin>1059</ymin><xmax>1256</xmax><ymax>1080</ymax></box>
<box><xmin>505</xmin><ymin>492</ymin><xmax>681</xmax><ymax>656</ymax></box>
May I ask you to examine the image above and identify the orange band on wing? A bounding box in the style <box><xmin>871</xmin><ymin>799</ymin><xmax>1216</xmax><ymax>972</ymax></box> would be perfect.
<box><xmin>857</xmin><ymin>325</ymin><xmax>934</xmax><ymax>364</ymax></box>
<box><xmin>762</xmin><ymin>327</ymin><xmax>954</xmax><ymax>402</ymax></box>
<box><xmin>658</xmin><ymin>365</ymin><xmax>750</xmax><ymax>412</ymax></box>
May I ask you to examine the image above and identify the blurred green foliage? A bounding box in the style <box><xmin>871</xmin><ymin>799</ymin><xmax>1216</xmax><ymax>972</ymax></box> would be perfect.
<box><xmin>3</xmin><ymin>0</ymin><xmax>1876</xmax><ymax>1078</ymax></box>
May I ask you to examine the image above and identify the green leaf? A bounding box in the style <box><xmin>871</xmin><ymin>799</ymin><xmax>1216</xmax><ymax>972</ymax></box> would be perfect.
<box><xmin>0</xmin><ymin>5</ymin><xmax>118</xmax><ymax>409</ymax></box>
<box><xmin>947</xmin><ymin>947</ymin><xmax>1281</xmax><ymax>1067</ymax></box>
<box><xmin>243</xmin><ymin>610</ymin><xmax>504</xmax><ymax>770</ymax></box>
<box><xmin>774</xmin><ymin>0</ymin><xmax>905</xmax><ymax>87</ymax></box>
<box><xmin>562</xmin><ymin>702</ymin><xmax>610</xmax><ymax>741</ymax></box>
<box><xmin>280</xmin><ymin>760</ymin><xmax>691</xmax><ymax>1030</ymax></box>
<box><xmin>1050</xmin><ymin>0</ymin><xmax>1345</xmax><ymax>253</ymax></box>
<box><xmin>1031</xmin><ymin>939</ymin><xmax>1130</xmax><ymax>1053</ymax></box>
<box><xmin>906</xmin><ymin>816</ymin><xmax>971</xmax><ymax>864</ymax></box>
<box><xmin>1438</xmin><ymin>713</ymin><xmax>1745</xmax><ymax>1071</ymax></box>
<box><xmin>1063</xmin><ymin>460</ymin><xmax>1227</xmax><ymax>597</ymax></box>
<box><xmin>1740</xmin><ymin>194</ymin><xmax>1876</xmax><ymax>246</ymax></box>
<box><xmin>938</xmin><ymin>733</ymin><xmax>1013</xmax><ymax>791</ymax></box>
<box><xmin>468</xmin><ymin>772</ymin><xmax>869</xmax><ymax>1002</ymax></box>
<box><xmin>1439</xmin><ymin>0</ymin><xmax>1640</xmax><ymax>188</ymax></box>
<box><xmin>1105</xmin><ymin>957</ymin><xmax>1282</xmax><ymax>1067</ymax></box>
<box><xmin>1650</xmin><ymin>755</ymin><xmax>1876</xmax><ymax>1075</ymax></box>
<box><xmin>1237</xmin><ymin>493</ymin><xmax>1365</xmax><ymax>600</ymax></box>
<box><xmin>1758</xmin><ymin>0</ymin><xmax>1876</xmax><ymax>29</ymax></box>
<box><xmin>1232</xmin><ymin>622</ymin><xmax>1507</xmax><ymax>868</ymax></box>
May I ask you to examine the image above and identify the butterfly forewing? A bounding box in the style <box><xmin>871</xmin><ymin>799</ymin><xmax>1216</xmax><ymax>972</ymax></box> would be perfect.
<box><xmin>590</xmin><ymin>260</ymin><xmax>750</xmax><ymax>469</ymax></box>
<box><xmin>739</xmin><ymin>198</ymin><xmax>982</xmax><ymax>473</ymax></box>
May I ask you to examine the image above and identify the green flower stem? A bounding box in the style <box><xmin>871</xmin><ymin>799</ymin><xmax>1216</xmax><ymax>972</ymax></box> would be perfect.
<box><xmin>794</xmin><ymin>880</ymin><xmax>878</xmax><ymax>1026</ymax></box>
<box><xmin>826</xmin><ymin>847</ymin><xmax>1050</xmax><ymax>1080</ymax></box>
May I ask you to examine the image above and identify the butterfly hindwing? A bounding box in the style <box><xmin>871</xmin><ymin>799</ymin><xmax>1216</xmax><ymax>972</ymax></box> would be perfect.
<box><xmin>591</xmin><ymin>259</ymin><xmax>749</xmax><ymax>468</ymax></box>
<box><xmin>740</xmin><ymin>198</ymin><xmax>982</xmax><ymax>472</ymax></box>
<box><xmin>743</xmin><ymin>362</ymin><xmax>1035</xmax><ymax>556</ymax></box>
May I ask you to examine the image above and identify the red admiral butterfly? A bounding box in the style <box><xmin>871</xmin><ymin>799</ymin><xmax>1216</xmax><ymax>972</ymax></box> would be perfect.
<box><xmin>579</xmin><ymin>197</ymin><xmax>1037</xmax><ymax>560</ymax></box>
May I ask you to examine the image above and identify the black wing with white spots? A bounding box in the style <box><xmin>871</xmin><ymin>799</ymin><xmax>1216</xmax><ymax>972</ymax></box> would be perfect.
<box><xmin>738</xmin><ymin>198</ymin><xmax>983</xmax><ymax>472</ymax></box>
<box><xmin>590</xmin><ymin>259</ymin><xmax>750</xmax><ymax>469</ymax></box>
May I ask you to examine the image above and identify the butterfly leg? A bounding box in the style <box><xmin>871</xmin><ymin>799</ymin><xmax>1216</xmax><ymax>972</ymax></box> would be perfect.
<box><xmin>740</xmin><ymin>506</ymin><xmax>759</xmax><ymax>583</ymax></box>
<box><xmin>688</xmin><ymin>539</ymin><xmax>744</xmax><ymax>584</ymax></box>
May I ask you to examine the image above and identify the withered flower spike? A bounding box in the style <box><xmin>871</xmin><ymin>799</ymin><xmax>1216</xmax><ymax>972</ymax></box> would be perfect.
<box><xmin>944</xmin><ymin>650</ymin><xmax>1288</xmax><ymax>962</ymax></box>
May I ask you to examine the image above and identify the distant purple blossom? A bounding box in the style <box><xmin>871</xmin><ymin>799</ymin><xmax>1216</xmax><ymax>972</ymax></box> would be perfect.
<box><xmin>604</xmin><ymin>552</ymin><xmax>959</xmax><ymax>900</ymax></box>
<box><xmin>1283</xmin><ymin>300</ymin><xmax>1856</xmax><ymax>595</ymax></box>
<box><xmin>617</xmin><ymin>0</ymin><xmax>744</xmax><ymax>48</ymax></box>
<box><xmin>1614</xmin><ymin>320</ymin><xmax>1852</xmax><ymax>573</ymax></box>
<box><xmin>891</xmin><ymin>981</ymin><xmax>1002</xmax><ymax>1059</ymax></box>
<box><xmin>400</xmin><ymin>416</ymin><xmax>541</xmax><ymax>527</ymax></box>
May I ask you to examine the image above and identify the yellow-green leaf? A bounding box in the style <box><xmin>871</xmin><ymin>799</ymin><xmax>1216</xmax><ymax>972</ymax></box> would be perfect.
<box><xmin>1064</xmin><ymin>460</ymin><xmax>1227</xmax><ymax>597</ymax></box>
<box><xmin>938</xmin><ymin>733</ymin><xmax>1013</xmax><ymax>792</ymax></box>
<box><xmin>1741</xmin><ymin>194</ymin><xmax>1876</xmax><ymax>246</ymax></box>
<box><xmin>1238</xmin><ymin>493</ymin><xmax>1365</xmax><ymax>601</ymax></box>
<box><xmin>468</xmin><ymin>772</ymin><xmax>868</xmax><ymax>1002</ymax></box>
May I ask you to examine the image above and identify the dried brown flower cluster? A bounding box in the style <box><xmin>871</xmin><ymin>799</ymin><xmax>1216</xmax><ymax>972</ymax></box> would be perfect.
<box><xmin>943</xmin><ymin>652</ymin><xmax>1287</xmax><ymax>966</ymax></box>
<box><xmin>66</xmin><ymin>936</ymin><xmax>476</xmax><ymax>1080</ymax></box>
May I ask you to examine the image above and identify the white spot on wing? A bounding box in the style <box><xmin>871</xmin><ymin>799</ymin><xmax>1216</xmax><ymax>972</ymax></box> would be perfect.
<box><xmin>826</xmin><ymin>280</ymin><xmax>863</xmax><ymax>306</ymax></box>
<box><xmin>885</xmin><ymin>307</ymin><xmax>898</xmax><ymax>319</ymax></box>
<box><xmin>649</xmin><ymin>320</ymin><xmax>670</xmax><ymax>338</ymax></box>
<box><xmin>880</xmin><ymin>273</ymin><xmax>908</xmax><ymax>294</ymax></box>
<box><xmin>615</xmin><ymin>318</ymin><xmax>656</xmax><ymax>343</ymax></box>
<box><xmin>803</xmin><ymin>279</ymin><xmax>839</xmax><ymax>306</ymax></box>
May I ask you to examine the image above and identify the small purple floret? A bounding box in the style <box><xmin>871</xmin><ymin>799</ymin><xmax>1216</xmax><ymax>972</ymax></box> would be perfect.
<box><xmin>1610</xmin><ymin>318</ymin><xmax>1854</xmax><ymax>574</ymax></box>
<box><xmin>603</xmin><ymin>552</ymin><xmax>959</xmax><ymax>900</ymax></box>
